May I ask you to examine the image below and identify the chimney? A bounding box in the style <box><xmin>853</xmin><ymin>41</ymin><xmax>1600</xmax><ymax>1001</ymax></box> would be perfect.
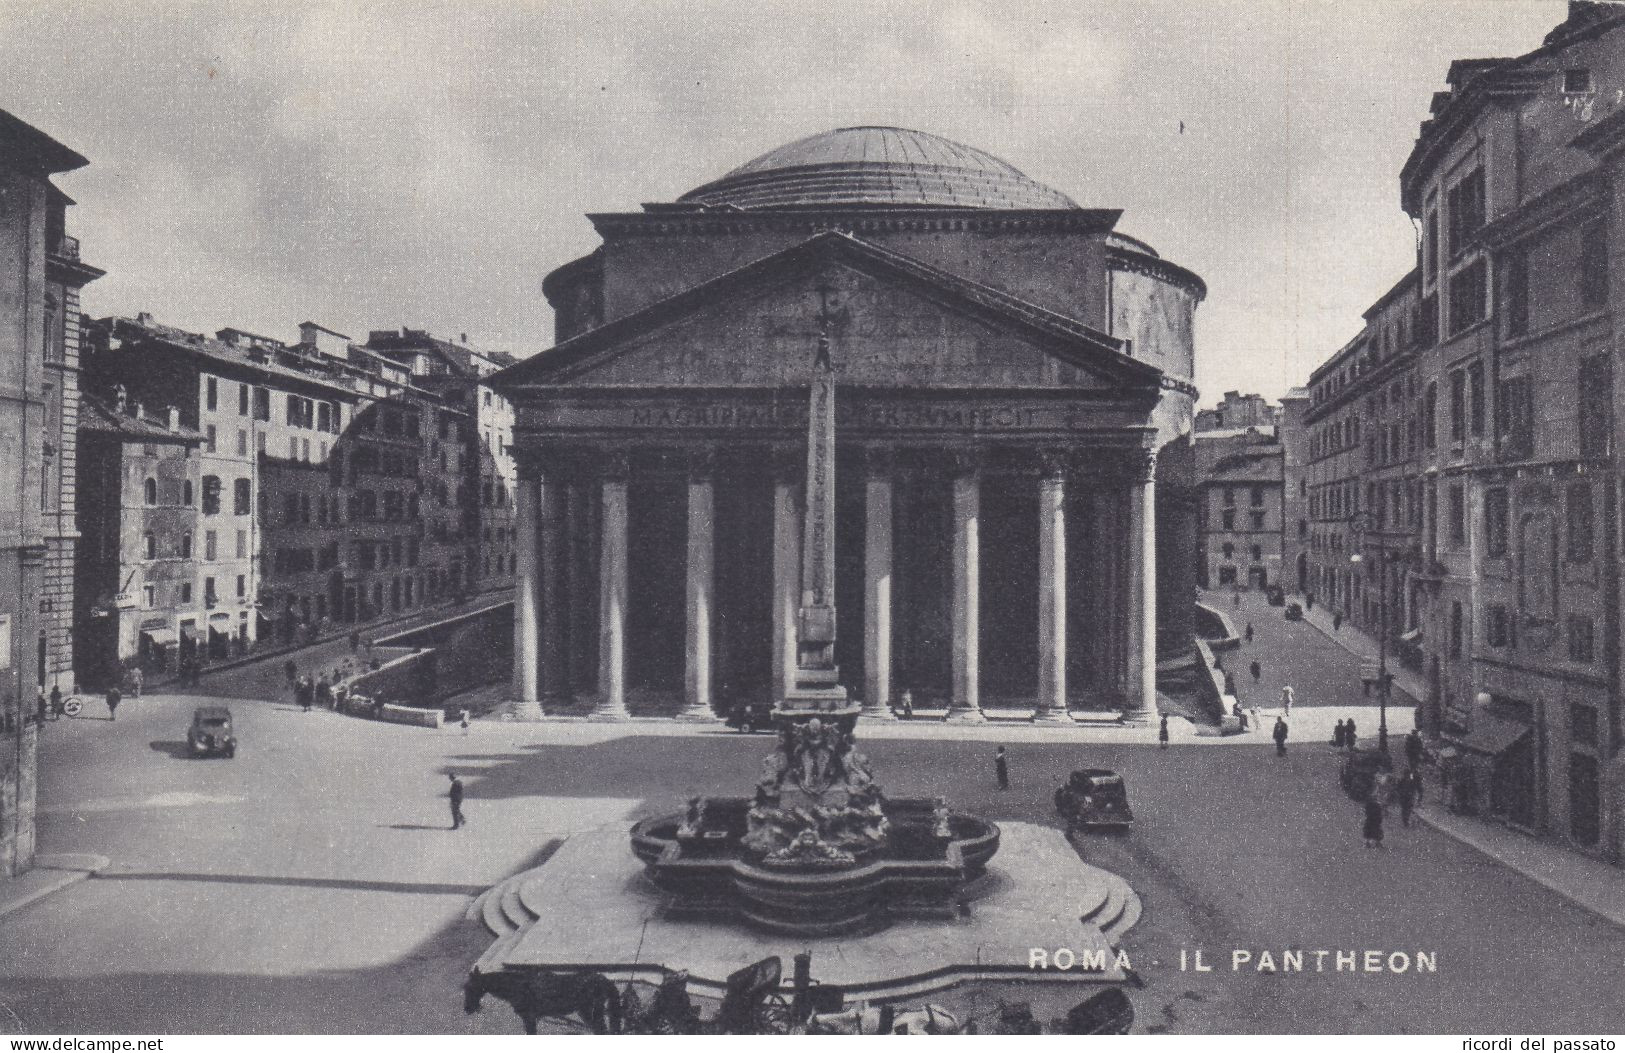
<box><xmin>130</xmin><ymin>401</ymin><xmax>142</xmax><ymax>421</ymax></box>
<box><xmin>460</xmin><ymin>333</ymin><xmax>468</xmax><ymax>344</ymax></box>
<box><xmin>136</xmin><ymin>311</ymin><xmax>154</xmax><ymax>327</ymax></box>
<box><xmin>168</xmin><ymin>407</ymin><xmax>179</xmax><ymax>432</ymax></box>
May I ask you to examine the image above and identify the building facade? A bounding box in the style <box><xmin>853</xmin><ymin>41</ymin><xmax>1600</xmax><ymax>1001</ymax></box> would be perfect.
<box><xmin>362</xmin><ymin>328</ymin><xmax>520</xmax><ymax>595</ymax></box>
<box><xmin>1193</xmin><ymin>426</ymin><xmax>1283</xmax><ymax>590</ymax></box>
<box><xmin>79</xmin><ymin>314</ymin><xmax>502</xmax><ymax>684</ymax></box>
<box><xmin>1278</xmin><ymin>387</ymin><xmax>1311</xmax><ymax>593</ymax></box>
<box><xmin>1289</xmin><ymin>1</ymin><xmax>1625</xmax><ymax>864</ymax></box>
<box><xmin>493</xmin><ymin>126</ymin><xmax>1205</xmax><ymax>723</ymax></box>
<box><xmin>1194</xmin><ymin>390</ymin><xmax>1280</xmax><ymax>433</ymax></box>
<box><xmin>0</xmin><ymin>111</ymin><xmax>99</xmax><ymax>876</ymax></box>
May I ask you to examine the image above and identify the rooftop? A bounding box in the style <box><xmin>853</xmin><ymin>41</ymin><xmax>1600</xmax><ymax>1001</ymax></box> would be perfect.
<box><xmin>676</xmin><ymin>126</ymin><xmax>1080</xmax><ymax>211</ymax></box>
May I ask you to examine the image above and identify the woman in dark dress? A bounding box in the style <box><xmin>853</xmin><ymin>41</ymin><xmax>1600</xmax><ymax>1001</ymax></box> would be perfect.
<box><xmin>1363</xmin><ymin>797</ymin><xmax>1385</xmax><ymax>848</ymax></box>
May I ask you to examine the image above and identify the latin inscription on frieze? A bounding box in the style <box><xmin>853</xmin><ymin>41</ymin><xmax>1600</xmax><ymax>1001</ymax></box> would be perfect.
<box><xmin>608</xmin><ymin>401</ymin><xmax>1082</xmax><ymax>431</ymax></box>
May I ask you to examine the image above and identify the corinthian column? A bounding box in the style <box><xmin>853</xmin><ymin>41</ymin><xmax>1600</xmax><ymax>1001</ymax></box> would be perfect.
<box><xmin>946</xmin><ymin>450</ymin><xmax>986</xmax><ymax>723</ymax></box>
<box><xmin>590</xmin><ymin>450</ymin><xmax>631</xmax><ymax>721</ymax></box>
<box><xmin>1121</xmin><ymin>448</ymin><xmax>1158</xmax><ymax>725</ymax></box>
<box><xmin>679</xmin><ymin>450</ymin><xmax>718</xmax><ymax>721</ymax></box>
<box><xmin>511</xmin><ymin>467</ymin><xmax>542</xmax><ymax>720</ymax></box>
<box><xmin>1033</xmin><ymin>451</ymin><xmax>1075</xmax><ymax>724</ymax></box>
<box><xmin>538</xmin><ymin>467</ymin><xmax>567</xmax><ymax>712</ymax></box>
<box><xmin>862</xmin><ymin>448</ymin><xmax>896</xmax><ymax>720</ymax></box>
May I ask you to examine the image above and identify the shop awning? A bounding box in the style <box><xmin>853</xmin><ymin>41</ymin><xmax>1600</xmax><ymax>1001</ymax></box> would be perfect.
<box><xmin>141</xmin><ymin>628</ymin><xmax>178</xmax><ymax>646</ymax></box>
<box><xmin>1458</xmin><ymin>713</ymin><xmax>1530</xmax><ymax>756</ymax></box>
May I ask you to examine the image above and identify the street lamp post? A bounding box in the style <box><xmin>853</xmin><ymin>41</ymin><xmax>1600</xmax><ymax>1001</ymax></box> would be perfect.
<box><xmin>1348</xmin><ymin>510</ymin><xmax>1390</xmax><ymax>754</ymax></box>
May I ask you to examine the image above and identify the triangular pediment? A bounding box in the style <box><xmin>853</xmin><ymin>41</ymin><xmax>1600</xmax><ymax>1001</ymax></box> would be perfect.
<box><xmin>492</xmin><ymin>233</ymin><xmax>1162</xmax><ymax>394</ymax></box>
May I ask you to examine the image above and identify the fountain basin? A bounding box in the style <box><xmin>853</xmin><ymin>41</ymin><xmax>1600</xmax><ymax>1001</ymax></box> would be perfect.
<box><xmin>630</xmin><ymin>797</ymin><xmax>999</xmax><ymax>937</ymax></box>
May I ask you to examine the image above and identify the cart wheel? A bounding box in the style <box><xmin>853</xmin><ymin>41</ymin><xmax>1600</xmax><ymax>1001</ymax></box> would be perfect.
<box><xmin>754</xmin><ymin>992</ymin><xmax>793</xmax><ymax>1034</ymax></box>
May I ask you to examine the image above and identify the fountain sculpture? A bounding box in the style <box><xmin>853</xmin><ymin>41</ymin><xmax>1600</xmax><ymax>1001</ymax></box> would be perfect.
<box><xmin>630</xmin><ymin>284</ymin><xmax>999</xmax><ymax>936</ymax></box>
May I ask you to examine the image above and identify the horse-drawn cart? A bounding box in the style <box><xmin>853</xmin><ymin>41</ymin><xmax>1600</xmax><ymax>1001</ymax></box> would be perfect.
<box><xmin>621</xmin><ymin>956</ymin><xmax>794</xmax><ymax>1035</ymax></box>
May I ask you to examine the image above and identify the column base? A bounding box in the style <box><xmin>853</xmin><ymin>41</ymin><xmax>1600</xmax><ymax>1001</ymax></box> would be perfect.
<box><xmin>510</xmin><ymin>698</ymin><xmax>545</xmax><ymax>722</ymax></box>
<box><xmin>588</xmin><ymin>696</ymin><xmax>631</xmax><ymax>722</ymax></box>
<box><xmin>1117</xmin><ymin>707</ymin><xmax>1156</xmax><ymax>727</ymax></box>
<box><xmin>1030</xmin><ymin>707</ymin><xmax>1078</xmax><ymax>725</ymax></box>
<box><xmin>943</xmin><ymin>705</ymin><xmax>987</xmax><ymax>724</ymax></box>
<box><xmin>674</xmin><ymin>704</ymin><xmax>719</xmax><ymax>723</ymax></box>
<box><xmin>860</xmin><ymin>698</ymin><xmax>898</xmax><ymax>721</ymax></box>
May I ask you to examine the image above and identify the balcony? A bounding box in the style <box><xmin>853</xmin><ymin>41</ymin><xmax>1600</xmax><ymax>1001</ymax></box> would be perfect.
<box><xmin>51</xmin><ymin>234</ymin><xmax>80</xmax><ymax>261</ymax></box>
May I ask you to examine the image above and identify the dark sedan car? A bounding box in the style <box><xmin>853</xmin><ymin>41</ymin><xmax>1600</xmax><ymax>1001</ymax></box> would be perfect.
<box><xmin>188</xmin><ymin>706</ymin><xmax>237</xmax><ymax>758</ymax></box>
<box><xmin>1054</xmin><ymin>768</ymin><xmax>1134</xmax><ymax>831</ymax></box>
<box><xmin>725</xmin><ymin>700</ymin><xmax>776</xmax><ymax>734</ymax></box>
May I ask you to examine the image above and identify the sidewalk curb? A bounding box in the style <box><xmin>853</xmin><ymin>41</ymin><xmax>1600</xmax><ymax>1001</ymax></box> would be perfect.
<box><xmin>0</xmin><ymin>854</ymin><xmax>109</xmax><ymax>921</ymax></box>
<box><xmin>1415</xmin><ymin>809</ymin><xmax>1625</xmax><ymax>930</ymax></box>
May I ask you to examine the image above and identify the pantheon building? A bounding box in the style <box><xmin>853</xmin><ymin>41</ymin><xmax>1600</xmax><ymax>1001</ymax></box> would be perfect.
<box><xmin>491</xmin><ymin>127</ymin><xmax>1204</xmax><ymax>723</ymax></box>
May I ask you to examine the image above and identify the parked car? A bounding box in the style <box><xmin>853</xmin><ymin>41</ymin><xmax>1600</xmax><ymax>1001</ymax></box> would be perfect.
<box><xmin>1284</xmin><ymin>601</ymin><xmax>1303</xmax><ymax>621</ymax></box>
<box><xmin>725</xmin><ymin>700</ymin><xmax>776</xmax><ymax>734</ymax></box>
<box><xmin>1054</xmin><ymin>768</ymin><xmax>1134</xmax><ymax>831</ymax></box>
<box><xmin>1339</xmin><ymin>748</ymin><xmax>1393</xmax><ymax>801</ymax></box>
<box><xmin>1265</xmin><ymin>585</ymin><xmax>1285</xmax><ymax>606</ymax></box>
<box><xmin>187</xmin><ymin>705</ymin><xmax>237</xmax><ymax>758</ymax></box>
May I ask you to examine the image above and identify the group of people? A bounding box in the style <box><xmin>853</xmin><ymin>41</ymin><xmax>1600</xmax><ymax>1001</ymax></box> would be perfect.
<box><xmin>1359</xmin><ymin>729</ymin><xmax>1429</xmax><ymax>848</ymax></box>
<box><xmin>291</xmin><ymin>670</ymin><xmax>335</xmax><ymax>712</ymax></box>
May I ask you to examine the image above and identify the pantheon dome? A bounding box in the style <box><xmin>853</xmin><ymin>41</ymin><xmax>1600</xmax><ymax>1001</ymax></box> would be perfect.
<box><xmin>676</xmin><ymin>126</ymin><xmax>1082</xmax><ymax>211</ymax></box>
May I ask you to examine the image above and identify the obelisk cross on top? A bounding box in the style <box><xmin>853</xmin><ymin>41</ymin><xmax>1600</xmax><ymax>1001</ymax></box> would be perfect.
<box><xmin>787</xmin><ymin>280</ymin><xmax>849</xmax><ymax>708</ymax></box>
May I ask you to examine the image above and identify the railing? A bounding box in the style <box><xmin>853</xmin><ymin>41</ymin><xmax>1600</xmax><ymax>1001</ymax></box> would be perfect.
<box><xmin>53</xmin><ymin>234</ymin><xmax>80</xmax><ymax>260</ymax></box>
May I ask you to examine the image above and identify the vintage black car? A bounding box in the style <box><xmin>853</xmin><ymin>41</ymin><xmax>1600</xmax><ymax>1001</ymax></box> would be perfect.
<box><xmin>188</xmin><ymin>705</ymin><xmax>237</xmax><ymax>758</ymax></box>
<box><xmin>1054</xmin><ymin>768</ymin><xmax>1134</xmax><ymax>831</ymax></box>
<box><xmin>1284</xmin><ymin>601</ymin><xmax>1304</xmax><ymax>621</ymax></box>
<box><xmin>725</xmin><ymin>700</ymin><xmax>776</xmax><ymax>734</ymax></box>
<box><xmin>1339</xmin><ymin>748</ymin><xmax>1394</xmax><ymax>801</ymax></box>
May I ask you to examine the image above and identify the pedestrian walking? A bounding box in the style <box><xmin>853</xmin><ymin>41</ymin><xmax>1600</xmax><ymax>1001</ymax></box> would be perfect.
<box><xmin>1333</xmin><ymin>611</ymin><xmax>1343</xmax><ymax>632</ymax></box>
<box><xmin>994</xmin><ymin>746</ymin><xmax>1009</xmax><ymax>791</ymax></box>
<box><xmin>448</xmin><ymin>773</ymin><xmax>466</xmax><ymax>829</ymax></box>
<box><xmin>1244</xmin><ymin>622</ymin><xmax>1254</xmax><ymax>643</ymax></box>
<box><xmin>1306</xmin><ymin>592</ymin><xmax>1315</xmax><ymax>611</ymax></box>
<box><xmin>315</xmin><ymin>674</ymin><xmax>332</xmax><ymax>709</ymax></box>
<box><xmin>1249</xmin><ymin>704</ymin><xmax>1262</xmax><ymax>731</ymax></box>
<box><xmin>1333</xmin><ymin>718</ymin><xmax>1347</xmax><ymax>748</ymax></box>
<box><xmin>130</xmin><ymin>667</ymin><xmax>144</xmax><ymax>699</ymax></box>
<box><xmin>1397</xmin><ymin>769</ymin><xmax>1418</xmax><ymax>827</ymax></box>
<box><xmin>349</xmin><ymin>630</ymin><xmax>361</xmax><ymax>653</ymax></box>
<box><xmin>1280</xmin><ymin>684</ymin><xmax>1293</xmax><ymax>716</ymax></box>
<box><xmin>298</xmin><ymin>676</ymin><xmax>312</xmax><ymax>713</ymax></box>
<box><xmin>1345</xmin><ymin>717</ymin><xmax>1358</xmax><ymax>751</ymax></box>
<box><xmin>1159</xmin><ymin>715</ymin><xmax>1170</xmax><ymax>749</ymax></box>
<box><xmin>49</xmin><ymin>684</ymin><xmax>62</xmax><ymax>719</ymax></box>
<box><xmin>1272</xmin><ymin>716</ymin><xmax>1288</xmax><ymax>756</ymax></box>
<box><xmin>460</xmin><ymin>709</ymin><xmax>471</xmax><ymax>735</ymax></box>
<box><xmin>1363</xmin><ymin>797</ymin><xmax>1386</xmax><ymax>848</ymax></box>
<box><xmin>1249</xmin><ymin>659</ymin><xmax>1261</xmax><ymax>683</ymax></box>
<box><xmin>900</xmin><ymin>690</ymin><xmax>913</xmax><ymax>719</ymax></box>
<box><xmin>1405</xmin><ymin>728</ymin><xmax>1424</xmax><ymax>770</ymax></box>
<box><xmin>105</xmin><ymin>685</ymin><xmax>121</xmax><ymax>721</ymax></box>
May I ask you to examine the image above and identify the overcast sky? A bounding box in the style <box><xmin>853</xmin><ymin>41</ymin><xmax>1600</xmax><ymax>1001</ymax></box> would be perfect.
<box><xmin>3</xmin><ymin>0</ymin><xmax>1563</xmax><ymax>404</ymax></box>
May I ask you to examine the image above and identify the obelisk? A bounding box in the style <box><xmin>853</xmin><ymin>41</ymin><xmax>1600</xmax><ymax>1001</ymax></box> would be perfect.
<box><xmin>781</xmin><ymin>283</ymin><xmax>851</xmax><ymax>713</ymax></box>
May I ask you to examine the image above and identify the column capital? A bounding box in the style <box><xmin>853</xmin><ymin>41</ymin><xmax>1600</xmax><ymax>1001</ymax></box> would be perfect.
<box><xmin>687</xmin><ymin>447</ymin><xmax>717</xmax><ymax>482</ymax></box>
<box><xmin>597</xmin><ymin>448</ymin><xmax>631</xmax><ymax>482</ymax></box>
<box><xmin>770</xmin><ymin>445</ymin><xmax>803</xmax><ymax>482</ymax></box>
<box><xmin>862</xmin><ymin>446</ymin><xmax>897</xmax><ymax>479</ymax></box>
<box><xmin>946</xmin><ymin>447</ymin><xmax>984</xmax><ymax>478</ymax></box>
<box><xmin>1129</xmin><ymin>447</ymin><xmax>1158</xmax><ymax>483</ymax></box>
<box><xmin>1037</xmin><ymin>448</ymin><xmax>1070</xmax><ymax>480</ymax></box>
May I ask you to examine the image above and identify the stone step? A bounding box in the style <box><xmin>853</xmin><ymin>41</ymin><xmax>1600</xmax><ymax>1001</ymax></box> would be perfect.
<box><xmin>481</xmin><ymin>880</ymin><xmax>518</xmax><ymax>936</ymax></box>
<box><xmin>500</xmin><ymin>880</ymin><xmax>536</xmax><ymax>931</ymax></box>
<box><xmin>1091</xmin><ymin>883</ymin><xmax>1128</xmax><ymax>935</ymax></box>
<box><xmin>1104</xmin><ymin>888</ymin><xmax>1143</xmax><ymax>942</ymax></box>
<box><xmin>464</xmin><ymin>888</ymin><xmax>491</xmax><ymax>925</ymax></box>
<box><xmin>1076</xmin><ymin>877</ymin><xmax>1111</xmax><ymax>925</ymax></box>
<box><xmin>517</xmin><ymin>872</ymin><xmax>553</xmax><ymax>920</ymax></box>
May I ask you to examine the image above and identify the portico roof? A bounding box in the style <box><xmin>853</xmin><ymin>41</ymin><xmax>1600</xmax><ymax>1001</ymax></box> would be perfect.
<box><xmin>491</xmin><ymin>231</ymin><xmax>1162</xmax><ymax>393</ymax></box>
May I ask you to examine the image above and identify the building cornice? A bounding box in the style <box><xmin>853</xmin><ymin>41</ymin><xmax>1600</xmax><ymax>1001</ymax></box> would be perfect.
<box><xmin>587</xmin><ymin>207</ymin><xmax>1124</xmax><ymax>239</ymax></box>
<box><xmin>1107</xmin><ymin>246</ymin><xmax>1207</xmax><ymax>302</ymax></box>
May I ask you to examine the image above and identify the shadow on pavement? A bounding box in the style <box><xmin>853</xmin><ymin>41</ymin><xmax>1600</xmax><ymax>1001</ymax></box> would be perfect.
<box><xmin>93</xmin><ymin>870</ymin><xmax>489</xmax><ymax>897</ymax></box>
<box><xmin>147</xmin><ymin>740</ymin><xmax>195</xmax><ymax>760</ymax></box>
